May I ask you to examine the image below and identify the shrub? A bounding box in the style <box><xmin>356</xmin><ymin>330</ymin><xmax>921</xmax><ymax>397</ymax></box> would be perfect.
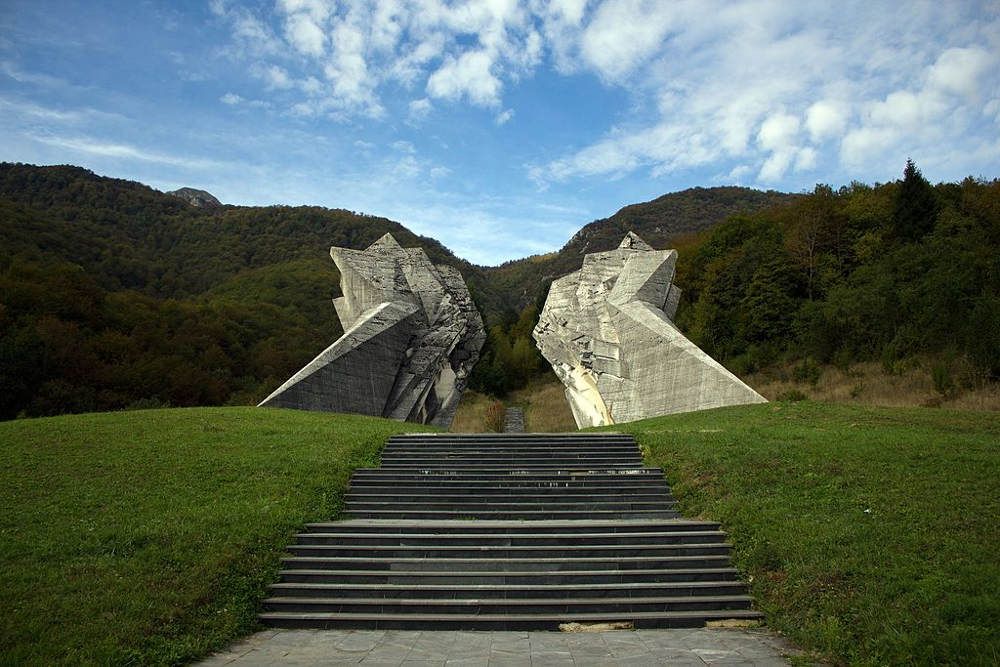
<box><xmin>776</xmin><ymin>389</ymin><xmax>808</xmax><ymax>402</ymax></box>
<box><xmin>484</xmin><ymin>400</ymin><xmax>506</xmax><ymax>432</ymax></box>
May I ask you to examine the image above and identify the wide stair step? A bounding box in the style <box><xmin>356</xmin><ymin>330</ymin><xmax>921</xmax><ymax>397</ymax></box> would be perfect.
<box><xmin>261</xmin><ymin>433</ymin><xmax>762</xmax><ymax>630</ymax></box>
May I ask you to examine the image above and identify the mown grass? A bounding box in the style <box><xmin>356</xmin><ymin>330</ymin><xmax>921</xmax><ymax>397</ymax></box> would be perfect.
<box><xmin>613</xmin><ymin>401</ymin><xmax>1000</xmax><ymax>666</ymax></box>
<box><xmin>0</xmin><ymin>407</ymin><xmax>432</xmax><ymax>665</ymax></box>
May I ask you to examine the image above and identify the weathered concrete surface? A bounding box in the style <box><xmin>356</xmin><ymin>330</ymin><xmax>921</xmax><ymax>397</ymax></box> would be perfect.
<box><xmin>259</xmin><ymin>234</ymin><xmax>485</xmax><ymax>428</ymax></box>
<box><xmin>533</xmin><ymin>232</ymin><xmax>766</xmax><ymax>427</ymax></box>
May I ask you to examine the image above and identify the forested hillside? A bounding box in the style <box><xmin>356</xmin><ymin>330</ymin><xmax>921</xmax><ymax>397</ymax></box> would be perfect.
<box><xmin>0</xmin><ymin>164</ymin><xmax>501</xmax><ymax>419</ymax></box>
<box><xmin>2</xmin><ymin>161</ymin><xmax>997</xmax><ymax>420</ymax></box>
<box><xmin>673</xmin><ymin>161</ymin><xmax>1000</xmax><ymax>391</ymax></box>
<box><xmin>485</xmin><ymin>186</ymin><xmax>797</xmax><ymax>312</ymax></box>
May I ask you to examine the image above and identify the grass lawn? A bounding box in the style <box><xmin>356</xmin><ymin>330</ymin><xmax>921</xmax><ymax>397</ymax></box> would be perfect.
<box><xmin>0</xmin><ymin>407</ymin><xmax>432</xmax><ymax>665</ymax></box>
<box><xmin>615</xmin><ymin>401</ymin><xmax>1000</xmax><ymax>666</ymax></box>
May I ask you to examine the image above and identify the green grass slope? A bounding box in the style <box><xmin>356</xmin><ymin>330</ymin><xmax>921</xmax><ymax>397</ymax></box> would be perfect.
<box><xmin>615</xmin><ymin>402</ymin><xmax>1000</xmax><ymax>666</ymax></box>
<box><xmin>0</xmin><ymin>407</ymin><xmax>433</xmax><ymax>665</ymax></box>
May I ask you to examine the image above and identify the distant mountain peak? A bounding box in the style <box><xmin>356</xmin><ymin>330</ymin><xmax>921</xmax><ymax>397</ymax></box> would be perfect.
<box><xmin>167</xmin><ymin>187</ymin><xmax>221</xmax><ymax>208</ymax></box>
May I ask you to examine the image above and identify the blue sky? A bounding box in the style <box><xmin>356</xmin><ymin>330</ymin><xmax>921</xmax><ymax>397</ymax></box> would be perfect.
<box><xmin>2</xmin><ymin>1</ymin><xmax>999</xmax><ymax>265</ymax></box>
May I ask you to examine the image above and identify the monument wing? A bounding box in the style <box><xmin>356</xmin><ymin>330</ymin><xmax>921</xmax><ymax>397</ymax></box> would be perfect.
<box><xmin>259</xmin><ymin>233</ymin><xmax>485</xmax><ymax>428</ymax></box>
<box><xmin>532</xmin><ymin>233</ymin><xmax>766</xmax><ymax>427</ymax></box>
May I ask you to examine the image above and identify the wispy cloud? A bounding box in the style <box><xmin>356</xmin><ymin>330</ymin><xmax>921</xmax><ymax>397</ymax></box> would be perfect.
<box><xmin>29</xmin><ymin>135</ymin><xmax>231</xmax><ymax>170</ymax></box>
<box><xmin>529</xmin><ymin>1</ymin><xmax>1000</xmax><ymax>187</ymax></box>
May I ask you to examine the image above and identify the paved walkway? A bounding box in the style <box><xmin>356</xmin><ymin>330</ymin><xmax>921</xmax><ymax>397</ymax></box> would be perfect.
<box><xmin>197</xmin><ymin>627</ymin><xmax>808</xmax><ymax>665</ymax></box>
<box><xmin>502</xmin><ymin>406</ymin><xmax>525</xmax><ymax>433</ymax></box>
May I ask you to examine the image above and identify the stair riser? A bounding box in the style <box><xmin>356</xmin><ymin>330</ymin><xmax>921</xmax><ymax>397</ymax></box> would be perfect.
<box><xmin>286</xmin><ymin>546</ymin><xmax>731</xmax><ymax>559</ymax></box>
<box><xmin>267</xmin><ymin>584</ymin><xmax>749</xmax><ymax>599</ymax></box>
<box><xmin>345</xmin><ymin>494</ymin><xmax>675</xmax><ymax>504</ymax></box>
<box><xmin>303</xmin><ymin>522</ymin><xmax>719</xmax><ymax>534</ymax></box>
<box><xmin>263</xmin><ymin>599</ymin><xmax>753</xmax><ymax>615</ymax></box>
<box><xmin>345</xmin><ymin>502</ymin><xmax>678</xmax><ymax>510</ymax></box>
<box><xmin>344</xmin><ymin>511</ymin><xmax>682</xmax><ymax>520</ymax></box>
<box><xmin>349</xmin><ymin>474</ymin><xmax>666</xmax><ymax>482</ymax></box>
<box><xmin>261</xmin><ymin>615</ymin><xmax>758</xmax><ymax>631</ymax></box>
<box><xmin>281</xmin><ymin>556</ymin><xmax>733</xmax><ymax>571</ymax></box>
<box><xmin>376</xmin><ymin>463</ymin><xmax>644</xmax><ymax>468</ymax></box>
<box><xmin>277</xmin><ymin>570</ymin><xmax>741</xmax><ymax>585</ymax></box>
<box><xmin>382</xmin><ymin>447</ymin><xmax>641</xmax><ymax>459</ymax></box>
<box><xmin>348</xmin><ymin>481</ymin><xmax>668</xmax><ymax>489</ymax></box>
<box><xmin>294</xmin><ymin>533</ymin><xmax>725</xmax><ymax>546</ymax></box>
<box><xmin>385</xmin><ymin>438</ymin><xmax>639</xmax><ymax>443</ymax></box>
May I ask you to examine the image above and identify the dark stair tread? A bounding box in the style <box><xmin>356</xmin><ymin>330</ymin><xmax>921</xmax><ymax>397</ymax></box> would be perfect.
<box><xmin>260</xmin><ymin>609</ymin><xmax>764</xmax><ymax>621</ymax></box>
<box><xmin>264</xmin><ymin>594</ymin><xmax>754</xmax><ymax>606</ymax></box>
<box><xmin>276</xmin><ymin>567</ymin><xmax>741</xmax><ymax>577</ymax></box>
<box><xmin>307</xmin><ymin>519</ymin><xmax>717</xmax><ymax>529</ymax></box>
<box><xmin>286</xmin><ymin>543</ymin><xmax>730</xmax><ymax>553</ymax></box>
<box><xmin>281</xmin><ymin>554</ymin><xmax>732</xmax><ymax>565</ymax></box>
<box><xmin>295</xmin><ymin>530</ymin><xmax>723</xmax><ymax>540</ymax></box>
<box><xmin>268</xmin><ymin>580</ymin><xmax>744</xmax><ymax>592</ymax></box>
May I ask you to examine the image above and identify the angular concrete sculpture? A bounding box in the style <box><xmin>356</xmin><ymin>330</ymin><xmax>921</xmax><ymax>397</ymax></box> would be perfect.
<box><xmin>259</xmin><ymin>233</ymin><xmax>485</xmax><ymax>428</ymax></box>
<box><xmin>533</xmin><ymin>232</ymin><xmax>766</xmax><ymax>427</ymax></box>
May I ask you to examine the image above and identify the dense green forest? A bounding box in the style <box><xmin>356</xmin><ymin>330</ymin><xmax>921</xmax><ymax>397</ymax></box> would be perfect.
<box><xmin>1</xmin><ymin>161</ymin><xmax>997</xmax><ymax>419</ymax></box>
<box><xmin>0</xmin><ymin>163</ymin><xmax>499</xmax><ymax>419</ymax></box>
<box><xmin>673</xmin><ymin>161</ymin><xmax>1000</xmax><ymax>389</ymax></box>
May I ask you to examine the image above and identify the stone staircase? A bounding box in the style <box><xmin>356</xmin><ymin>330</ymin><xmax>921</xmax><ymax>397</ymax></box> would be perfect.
<box><xmin>260</xmin><ymin>433</ymin><xmax>763</xmax><ymax>630</ymax></box>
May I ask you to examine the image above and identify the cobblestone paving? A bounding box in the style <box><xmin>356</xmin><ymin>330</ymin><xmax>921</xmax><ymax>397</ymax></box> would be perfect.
<box><xmin>197</xmin><ymin>627</ymin><xmax>811</xmax><ymax>666</ymax></box>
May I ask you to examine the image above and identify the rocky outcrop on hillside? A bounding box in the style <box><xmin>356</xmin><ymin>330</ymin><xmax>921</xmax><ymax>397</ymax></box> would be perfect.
<box><xmin>167</xmin><ymin>187</ymin><xmax>222</xmax><ymax>208</ymax></box>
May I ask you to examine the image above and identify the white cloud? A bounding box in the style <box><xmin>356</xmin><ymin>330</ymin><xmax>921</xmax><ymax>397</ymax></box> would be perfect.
<box><xmin>758</xmin><ymin>151</ymin><xmax>795</xmax><ymax>182</ymax></box>
<box><xmin>216</xmin><ymin>0</ymin><xmax>541</xmax><ymax>116</ymax></box>
<box><xmin>277</xmin><ymin>0</ymin><xmax>332</xmax><ymax>23</ymax></box>
<box><xmin>30</xmin><ymin>135</ymin><xmax>228</xmax><ymax>170</ymax></box>
<box><xmin>220</xmin><ymin>92</ymin><xmax>243</xmax><ymax>105</ymax></box>
<box><xmin>408</xmin><ymin>97</ymin><xmax>432</xmax><ymax>121</ymax></box>
<box><xmin>985</xmin><ymin>99</ymin><xmax>1000</xmax><ymax>123</ymax></box>
<box><xmin>284</xmin><ymin>12</ymin><xmax>326</xmax><ymax>57</ymax></box>
<box><xmin>299</xmin><ymin>76</ymin><xmax>322</xmax><ymax>94</ymax></box>
<box><xmin>531</xmin><ymin>2</ymin><xmax>1000</xmax><ymax>187</ymax></box>
<box><xmin>392</xmin><ymin>140</ymin><xmax>416</xmax><ymax>154</ymax></box>
<box><xmin>757</xmin><ymin>113</ymin><xmax>800</xmax><ymax>151</ymax></box>
<box><xmin>806</xmin><ymin>101</ymin><xmax>848</xmax><ymax>143</ymax></box>
<box><xmin>262</xmin><ymin>65</ymin><xmax>293</xmax><ymax>89</ymax></box>
<box><xmin>927</xmin><ymin>46</ymin><xmax>994</xmax><ymax>98</ymax></box>
<box><xmin>580</xmin><ymin>0</ymin><xmax>675</xmax><ymax>81</ymax></box>
<box><xmin>427</xmin><ymin>50</ymin><xmax>502</xmax><ymax>107</ymax></box>
<box><xmin>795</xmin><ymin>146</ymin><xmax>818</xmax><ymax>172</ymax></box>
<box><xmin>209</xmin><ymin>1</ymin><xmax>1000</xmax><ymax>189</ymax></box>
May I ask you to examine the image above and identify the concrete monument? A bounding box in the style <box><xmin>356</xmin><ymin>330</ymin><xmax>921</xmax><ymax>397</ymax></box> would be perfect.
<box><xmin>259</xmin><ymin>233</ymin><xmax>485</xmax><ymax>428</ymax></box>
<box><xmin>533</xmin><ymin>232</ymin><xmax>766</xmax><ymax>427</ymax></box>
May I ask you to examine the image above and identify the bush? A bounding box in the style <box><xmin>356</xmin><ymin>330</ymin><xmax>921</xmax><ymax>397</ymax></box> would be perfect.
<box><xmin>776</xmin><ymin>389</ymin><xmax>808</xmax><ymax>402</ymax></box>
<box><xmin>484</xmin><ymin>400</ymin><xmax>506</xmax><ymax>432</ymax></box>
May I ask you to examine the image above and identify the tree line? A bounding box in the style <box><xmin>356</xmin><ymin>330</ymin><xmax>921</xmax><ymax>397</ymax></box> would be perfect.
<box><xmin>673</xmin><ymin>160</ymin><xmax>1000</xmax><ymax>386</ymax></box>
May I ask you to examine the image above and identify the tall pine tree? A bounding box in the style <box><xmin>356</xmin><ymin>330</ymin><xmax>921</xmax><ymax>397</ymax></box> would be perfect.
<box><xmin>891</xmin><ymin>159</ymin><xmax>938</xmax><ymax>242</ymax></box>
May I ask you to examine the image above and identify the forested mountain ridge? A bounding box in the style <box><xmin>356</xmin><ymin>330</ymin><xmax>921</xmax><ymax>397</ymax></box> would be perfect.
<box><xmin>0</xmin><ymin>163</ymin><xmax>505</xmax><ymax>418</ymax></box>
<box><xmin>485</xmin><ymin>186</ymin><xmax>797</xmax><ymax>312</ymax></box>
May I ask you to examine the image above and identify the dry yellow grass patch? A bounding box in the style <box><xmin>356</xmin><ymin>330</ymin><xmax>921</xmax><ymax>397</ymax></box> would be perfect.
<box><xmin>748</xmin><ymin>359</ymin><xmax>1000</xmax><ymax>411</ymax></box>
<box><xmin>508</xmin><ymin>374</ymin><xmax>577</xmax><ymax>432</ymax></box>
<box><xmin>450</xmin><ymin>374</ymin><xmax>577</xmax><ymax>432</ymax></box>
<box><xmin>450</xmin><ymin>390</ymin><xmax>496</xmax><ymax>433</ymax></box>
